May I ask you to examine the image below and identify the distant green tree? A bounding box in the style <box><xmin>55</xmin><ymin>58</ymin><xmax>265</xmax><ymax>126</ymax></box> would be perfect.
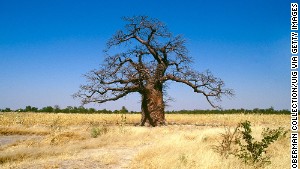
<box><xmin>88</xmin><ymin>108</ymin><xmax>96</xmax><ymax>113</ymax></box>
<box><xmin>121</xmin><ymin>106</ymin><xmax>129</xmax><ymax>113</ymax></box>
<box><xmin>3</xmin><ymin>108</ymin><xmax>11</xmax><ymax>112</ymax></box>
<box><xmin>54</xmin><ymin>105</ymin><xmax>60</xmax><ymax>113</ymax></box>
<box><xmin>64</xmin><ymin>106</ymin><xmax>74</xmax><ymax>113</ymax></box>
<box><xmin>25</xmin><ymin>106</ymin><xmax>32</xmax><ymax>112</ymax></box>
<box><xmin>78</xmin><ymin>106</ymin><xmax>87</xmax><ymax>113</ymax></box>
<box><xmin>31</xmin><ymin>107</ymin><xmax>38</xmax><ymax>112</ymax></box>
<box><xmin>41</xmin><ymin>106</ymin><xmax>54</xmax><ymax>112</ymax></box>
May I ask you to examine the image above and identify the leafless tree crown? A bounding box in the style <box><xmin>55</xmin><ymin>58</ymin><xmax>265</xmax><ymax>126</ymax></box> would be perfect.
<box><xmin>74</xmin><ymin>16</ymin><xmax>234</xmax><ymax>109</ymax></box>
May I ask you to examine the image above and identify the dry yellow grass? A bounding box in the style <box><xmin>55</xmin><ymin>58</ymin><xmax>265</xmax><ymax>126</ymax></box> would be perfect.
<box><xmin>0</xmin><ymin>112</ymin><xmax>289</xmax><ymax>126</ymax></box>
<box><xmin>0</xmin><ymin>112</ymin><xmax>290</xmax><ymax>169</ymax></box>
<box><xmin>130</xmin><ymin>126</ymin><xmax>289</xmax><ymax>169</ymax></box>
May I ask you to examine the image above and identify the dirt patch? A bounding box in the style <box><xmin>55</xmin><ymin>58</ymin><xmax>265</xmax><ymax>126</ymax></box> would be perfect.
<box><xmin>0</xmin><ymin>135</ymin><xmax>43</xmax><ymax>147</ymax></box>
<box><xmin>9</xmin><ymin>146</ymin><xmax>148</xmax><ymax>169</ymax></box>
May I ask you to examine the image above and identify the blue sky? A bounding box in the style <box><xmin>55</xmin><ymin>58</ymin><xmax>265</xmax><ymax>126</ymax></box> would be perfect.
<box><xmin>0</xmin><ymin>0</ymin><xmax>290</xmax><ymax>111</ymax></box>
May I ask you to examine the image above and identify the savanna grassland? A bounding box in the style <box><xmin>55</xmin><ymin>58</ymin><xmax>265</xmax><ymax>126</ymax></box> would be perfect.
<box><xmin>0</xmin><ymin>112</ymin><xmax>290</xmax><ymax>169</ymax></box>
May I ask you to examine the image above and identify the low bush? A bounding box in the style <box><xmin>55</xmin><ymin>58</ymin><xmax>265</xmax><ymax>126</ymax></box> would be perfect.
<box><xmin>91</xmin><ymin>126</ymin><xmax>109</xmax><ymax>138</ymax></box>
<box><xmin>214</xmin><ymin>121</ymin><xmax>287</xmax><ymax>168</ymax></box>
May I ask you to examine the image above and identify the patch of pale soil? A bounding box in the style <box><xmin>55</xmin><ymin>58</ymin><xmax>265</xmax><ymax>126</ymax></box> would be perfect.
<box><xmin>7</xmin><ymin>145</ymin><xmax>149</xmax><ymax>169</ymax></box>
<box><xmin>0</xmin><ymin>135</ymin><xmax>43</xmax><ymax>147</ymax></box>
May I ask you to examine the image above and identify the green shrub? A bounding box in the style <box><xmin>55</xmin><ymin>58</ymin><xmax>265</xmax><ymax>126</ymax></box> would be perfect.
<box><xmin>91</xmin><ymin>126</ymin><xmax>109</xmax><ymax>138</ymax></box>
<box><xmin>214</xmin><ymin>121</ymin><xmax>287</xmax><ymax>168</ymax></box>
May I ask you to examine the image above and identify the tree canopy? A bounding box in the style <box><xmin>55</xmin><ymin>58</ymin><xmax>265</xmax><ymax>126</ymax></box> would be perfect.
<box><xmin>74</xmin><ymin>16</ymin><xmax>234</xmax><ymax>126</ymax></box>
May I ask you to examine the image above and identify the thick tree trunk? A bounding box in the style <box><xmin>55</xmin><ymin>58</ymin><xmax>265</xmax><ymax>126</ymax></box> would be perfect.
<box><xmin>140</xmin><ymin>84</ymin><xmax>165</xmax><ymax>127</ymax></box>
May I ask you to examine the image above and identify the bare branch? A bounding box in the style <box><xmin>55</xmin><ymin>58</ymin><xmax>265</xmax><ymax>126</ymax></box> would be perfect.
<box><xmin>74</xmin><ymin>16</ymin><xmax>234</xmax><ymax>110</ymax></box>
<box><xmin>162</xmin><ymin>70</ymin><xmax>234</xmax><ymax>108</ymax></box>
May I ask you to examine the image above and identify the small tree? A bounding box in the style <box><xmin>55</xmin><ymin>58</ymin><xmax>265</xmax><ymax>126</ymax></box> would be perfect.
<box><xmin>25</xmin><ymin>106</ymin><xmax>32</xmax><ymax>112</ymax></box>
<box><xmin>31</xmin><ymin>107</ymin><xmax>38</xmax><ymax>112</ymax></box>
<box><xmin>214</xmin><ymin>121</ymin><xmax>288</xmax><ymax>168</ymax></box>
<box><xmin>88</xmin><ymin>108</ymin><xmax>96</xmax><ymax>113</ymax></box>
<box><xmin>74</xmin><ymin>16</ymin><xmax>233</xmax><ymax>126</ymax></box>
<box><xmin>2</xmin><ymin>108</ymin><xmax>11</xmax><ymax>112</ymax></box>
<box><xmin>234</xmin><ymin>121</ymin><xmax>287</xmax><ymax>167</ymax></box>
<box><xmin>41</xmin><ymin>106</ymin><xmax>54</xmax><ymax>113</ymax></box>
<box><xmin>54</xmin><ymin>105</ymin><xmax>61</xmax><ymax>113</ymax></box>
<box><xmin>120</xmin><ymin>106</ymin><xmax>129</xmax><ymax>113</ymax></box>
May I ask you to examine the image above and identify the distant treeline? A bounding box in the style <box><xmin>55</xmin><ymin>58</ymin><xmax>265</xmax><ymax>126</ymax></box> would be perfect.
<box><xmin>0</xmin><ymin>105</ymin><xmax>293</xmax><ymax>114</ymax></box>
<box><xmin>165</xmin><ymin>108</ymin><xmax>291</xmax><ymax>114</ymax></box>
<box><xmin>0</xmin><ymin>106</ymin><xmax>131</xmax><ymax>114</ymax></box>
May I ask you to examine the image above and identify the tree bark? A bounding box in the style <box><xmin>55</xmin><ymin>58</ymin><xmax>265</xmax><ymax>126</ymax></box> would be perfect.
<box><xmin>140</xmin><ymin>83</ymin><xmax>165</xmax><ymax>127</ymax></box>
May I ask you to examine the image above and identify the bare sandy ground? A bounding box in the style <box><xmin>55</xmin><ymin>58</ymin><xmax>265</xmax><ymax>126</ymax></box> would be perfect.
<box><xmin>0</xmin><ymin>135</ymin><xmax>43</xmax><ymax>146</ymax></box>
<box><xmin>0</xmin><ymin>133</ymin><xmax>150</xmax><ymax>169</ymax></box>
<box><xmin>15</xmin><ymin>147</ymin><xmax>144</xmax><ymax>169</ymax></box>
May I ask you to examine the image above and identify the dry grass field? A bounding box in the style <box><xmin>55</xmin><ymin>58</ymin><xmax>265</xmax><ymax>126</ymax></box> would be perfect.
<box><xmin>0</xmin><ymin>112</ymin><xmax>290</xmax><ymax>169</ymax></box>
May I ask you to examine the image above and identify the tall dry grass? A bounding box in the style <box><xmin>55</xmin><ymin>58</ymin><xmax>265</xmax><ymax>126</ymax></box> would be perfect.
<box><xmin>130</xmin><ymin>126</ymin><xmax>289</xmax><ymax>169</ymax></box>
<box><xmin>0</xmin><ymin>112</ymin><xmax>289</xmax><ymax>126</ymax></box>
<box><xmin>0</xmin><ymin>112</ymin><xmax>290</xmax><ymax>169</ymax></box>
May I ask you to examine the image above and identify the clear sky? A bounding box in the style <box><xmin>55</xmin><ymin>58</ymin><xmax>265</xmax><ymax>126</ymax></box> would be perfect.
<box><xmin>0</xmin><ymin>0</ymin><xmax>290</xmax><ymax>111</ymax></box>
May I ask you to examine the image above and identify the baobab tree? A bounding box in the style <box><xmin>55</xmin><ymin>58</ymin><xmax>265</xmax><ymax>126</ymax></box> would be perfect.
<box><xmin>74</xmin><ymin>16</ymin><xmax>234</xmax><ymax>127</ymax></box>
